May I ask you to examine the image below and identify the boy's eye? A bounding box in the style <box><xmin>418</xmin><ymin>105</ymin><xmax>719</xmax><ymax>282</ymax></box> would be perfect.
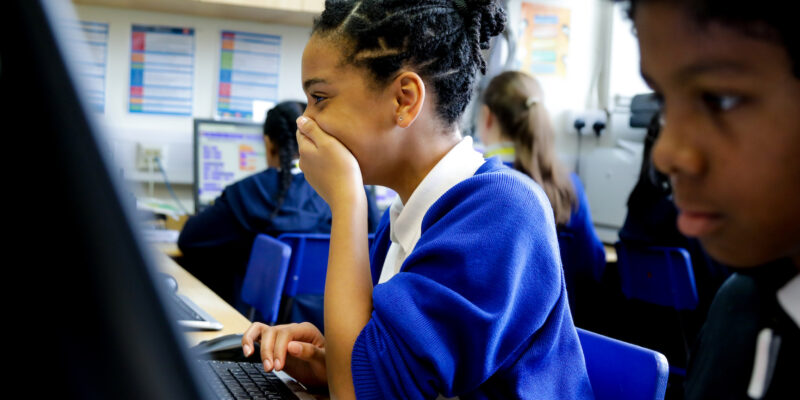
<box><xmin>701</xmin><ymin>93</ymin><xmax>742</xmax><ymax>112</ymax></box>
<box><xmin>312</xmin><ymin>95</ymin><xmax>326</xmax><ymax>104</ymax></box>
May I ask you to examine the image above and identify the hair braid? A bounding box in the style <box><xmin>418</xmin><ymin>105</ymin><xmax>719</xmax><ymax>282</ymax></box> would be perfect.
<box><xmin>263</xmin><ymin>101</ymin><xmax>305</xmax><ymax>220</ymax></box>
<box><xmin>313</xmin><ymin>0</ymin><xmax>506</xmax><ymax>124</ymax></box>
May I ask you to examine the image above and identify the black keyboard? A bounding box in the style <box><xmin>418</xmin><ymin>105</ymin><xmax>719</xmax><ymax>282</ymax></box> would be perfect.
<box><xmin>198</xmin><ymin>360</ymin><xmax>299</xmax><ymax>400</ymax></box>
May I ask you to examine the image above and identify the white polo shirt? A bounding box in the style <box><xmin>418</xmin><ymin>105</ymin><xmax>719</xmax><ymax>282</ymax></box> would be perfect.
<box><xmin>378</xmin><ymin>136</ymin><xmax>486</xmax><ymax>284</ymax></box>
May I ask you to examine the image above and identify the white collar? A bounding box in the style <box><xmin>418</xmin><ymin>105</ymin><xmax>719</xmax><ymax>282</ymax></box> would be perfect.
<box><xmin>777</xmin><ymin>273</ymin><xmax>800</xmax><ymax>328</ymax></box>
<box><xmin>388</xmin><ymin>136</ymin><xmax>485</xmax><ymax>255</ymax></box>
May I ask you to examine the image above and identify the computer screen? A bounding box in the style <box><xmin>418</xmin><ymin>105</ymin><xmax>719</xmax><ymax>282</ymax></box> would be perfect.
<box><xmin>4</xmin><ymin>0</ymin><xmax>214</xmax><ymax>398</ymax></box>
<box><xmin>194</xmin><ymin>119</ymin><xmax>266</xmax><ymax>212</ymax></box>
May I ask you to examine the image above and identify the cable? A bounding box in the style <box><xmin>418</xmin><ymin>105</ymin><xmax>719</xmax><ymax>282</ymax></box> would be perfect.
<box><xmin>154</xmin><ymin>156</ymin><xmax>189</xmax><ymax>215</ymax></box>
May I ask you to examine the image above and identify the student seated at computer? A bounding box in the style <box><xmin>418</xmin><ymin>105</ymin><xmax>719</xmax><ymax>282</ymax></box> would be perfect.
<box><xmin>478</xmin><ymin>70</ymin><xmax>606</xmax><ymax>297</ymax></box>
<box><xmin>241</xmin><ymin>1</ymin><xmax>594</xmax><ymax>398</ymax></box>
<box><xmin>178</xmin><ymin>101</ymin><xmax>379</xmax><ymax>310</ymax></box>
<box><xmin>618</xmin><ymin>0</ymin><xmax>800</xmax><ymax>398</ymax></box>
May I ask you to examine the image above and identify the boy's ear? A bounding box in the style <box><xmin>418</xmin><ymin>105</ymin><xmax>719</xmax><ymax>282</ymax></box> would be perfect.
<box><xmin>392</xmin><ymin>71</ymin><xmax>425</xmax><ymax>128</ymax></box>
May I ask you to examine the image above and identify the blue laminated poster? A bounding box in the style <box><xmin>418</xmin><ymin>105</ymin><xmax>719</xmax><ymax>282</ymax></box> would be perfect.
<box><xmin>217</xmin><ymin>30</ymin><xmax>281</xmax><ymax>120</ymax></box>
<box><xmin>130</xmin><ymin>25</ymin><xmax>195</xmax><ymax>116</ymax></box>
<box><xmin>62</xmin><ymin>21</ymin><xmax>109</xmax><ymax>113</ymax></box>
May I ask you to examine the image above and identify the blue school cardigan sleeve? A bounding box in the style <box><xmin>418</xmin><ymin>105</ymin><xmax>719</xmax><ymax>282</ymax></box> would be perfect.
<box><xmin>351</xmin><ymin>162</ymin><xmax>594</xmax><ymax>399</ymax></box>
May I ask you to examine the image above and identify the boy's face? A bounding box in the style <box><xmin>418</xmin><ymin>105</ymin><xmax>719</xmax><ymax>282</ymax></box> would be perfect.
<box><xmin>635</xmin><ymin>2</ymin><xmax>800</xmax><ymax>268</ymax></box>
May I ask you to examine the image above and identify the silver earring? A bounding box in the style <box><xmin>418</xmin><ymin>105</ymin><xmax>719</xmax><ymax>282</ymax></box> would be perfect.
<box><xmin>398</xmin><ymin>116</ymin><xmax>403</xmax><ymax>122</ymax></box>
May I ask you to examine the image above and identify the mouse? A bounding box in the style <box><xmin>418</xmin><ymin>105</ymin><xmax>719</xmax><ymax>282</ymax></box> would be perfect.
<box><xmin>159</xmin><ymin>272</ymin><xmax>178</xmax><ymax>293</ymax></box>
<box><xmin>192</xmin><ymin>333</ymin><xmax>260</xmax><ymax>361</ymax></box>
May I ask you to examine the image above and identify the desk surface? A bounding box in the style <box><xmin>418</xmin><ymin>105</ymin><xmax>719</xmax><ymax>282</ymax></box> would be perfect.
<box><xmin>155</xmin><ymin>251</ymin><xmax>251</xmax><ymax>347</ymax></box>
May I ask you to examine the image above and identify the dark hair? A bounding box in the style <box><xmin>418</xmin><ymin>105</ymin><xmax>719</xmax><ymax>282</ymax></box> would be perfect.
<box><xmin>312</xmin><ymin>0</ymin><xmax>506</xmax><ymax>125</ymax></box>
<box><xmin>263</xmin><ymin>101</ymin><xmax>306</xmax><ymax>219</ymax></box>
<box><xmin>482</xmin><ymin>71</ymin><xmax>576</xmax><ymax>225</ymax></box>
<box><xmin>617</xmin><ymin>0</ymin><xmax>799</xmax><ymax>77</ymax></box>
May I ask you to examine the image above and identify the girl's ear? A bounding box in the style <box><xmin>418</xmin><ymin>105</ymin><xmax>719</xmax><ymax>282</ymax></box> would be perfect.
<box><xmin>392</xmin><ymin>71</ymin><xmax>425</xmax><ymax>128</ymax></box>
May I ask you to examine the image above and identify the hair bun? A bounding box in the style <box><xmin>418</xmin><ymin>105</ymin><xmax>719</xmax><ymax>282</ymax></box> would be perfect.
<box><xmin>462</xmin><ymin>0</ymin><xmax>506</xmax><ymax>49</ymax></box>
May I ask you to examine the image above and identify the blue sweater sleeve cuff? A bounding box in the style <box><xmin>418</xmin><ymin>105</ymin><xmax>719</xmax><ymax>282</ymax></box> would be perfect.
<box><xmin>351</xmin><ymin>320</ymin><xmax>383</xmax><ymax>399</ymax></box>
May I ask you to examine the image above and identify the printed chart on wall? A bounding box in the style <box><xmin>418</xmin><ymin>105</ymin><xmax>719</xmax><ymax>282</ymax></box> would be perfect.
<box><xmin>62</xmin><ymin>21</ymin><xmax>109</xmax><ymax>113</ymax></box>
<box><xmin>517</xmin><ymin>2</ymin><xmax>571</xmax><ymax>77</ymax></box>
<box><xmin>129</xmin><ymin>25</ymin><xmax>195</xmax><ymax>116</ymax></box>
<box><xmin>217</xmin><ymin>31</ymin><xmax>281</xmax><ymax>121</ymax></box>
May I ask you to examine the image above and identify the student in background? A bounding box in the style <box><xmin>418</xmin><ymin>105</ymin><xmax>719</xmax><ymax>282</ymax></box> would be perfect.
<box><xmin>178</xmin><ymin>101</ymin><xmax>379</xmax><ymax>310</ymax></box>
<box><xmin>241</xmin><ymin>1</ymin><xmax>594</xmax><ymax>398</ymax></box>
<box><xmin>620</xmin><ymin>0</ymin><xmax>800</xmax><ymax>398</ymax></box>
<box><xmin>479</xmin><ymin>70</ymin><xmax>606</xmax><ymax>300</ymax></box>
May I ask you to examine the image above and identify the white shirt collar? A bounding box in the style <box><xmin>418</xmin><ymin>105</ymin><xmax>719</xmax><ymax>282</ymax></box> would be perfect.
<box><xmin>777</xmin><ymin>273</ymin><xmax>800</xmax><ymax>328</ymax></box>
<box><xmin>388</xmin><ymin>136</ymin><xmax>485</xmax><ymax>257</ymax></box>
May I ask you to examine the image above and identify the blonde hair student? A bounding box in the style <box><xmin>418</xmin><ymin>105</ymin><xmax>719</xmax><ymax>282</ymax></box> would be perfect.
<box><xmin>479</xmin><ymin>70</ymin><xmax>606</xmax><ymax>292</ymax></box>
<box><xmin>241</xmin><ymin>1</ymin><xmax>594</xmax><ymax>399</ymax></box>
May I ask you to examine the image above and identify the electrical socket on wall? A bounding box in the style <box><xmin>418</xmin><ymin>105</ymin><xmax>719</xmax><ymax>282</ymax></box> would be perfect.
<box><xmin>136</xmin><ymin>143</ymin><xmax>165</xmax><ymax>171</ymax></box>
<box><xmin>567</xmin><ymin>109</ymin><xmax>609</xmax><ymax>136</ymax></box>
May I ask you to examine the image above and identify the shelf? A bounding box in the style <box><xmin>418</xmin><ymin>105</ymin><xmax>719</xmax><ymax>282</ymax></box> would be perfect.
<box><xmin>72</xmin><ymin>0</ymin><xmax>325</xmax><ymax>27</ymax></box>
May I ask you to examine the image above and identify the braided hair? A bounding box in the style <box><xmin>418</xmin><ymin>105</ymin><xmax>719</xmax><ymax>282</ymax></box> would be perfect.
<box><xmin>264</xmin><ymin>101</ymin><xmax>306</xmax><ymax>219</ymax></box>
<box><xmin>482</xmin><ymin>71</ymin><xmax>576</xmax><ymax>225</ymax></box>
<box><xmin>312</xmin><ymin>0</ymin><xmax>506</xmax><ymax>125</ymax></box>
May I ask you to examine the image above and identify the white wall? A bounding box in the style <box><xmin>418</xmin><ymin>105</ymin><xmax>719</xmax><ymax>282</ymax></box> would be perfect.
<box><xmin>74</xmin><ymin>5</ymin><xmax>312</xmax><ymax>212</ymax></box>
<box><xmin>499</xmin><ymin>0</ymin><xmax>608</xmax><ymax>171</ymax></box>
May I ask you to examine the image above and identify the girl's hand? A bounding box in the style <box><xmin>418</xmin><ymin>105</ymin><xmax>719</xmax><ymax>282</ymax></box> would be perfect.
<box><xmin>241</xmin><ymin>322</ymin><xmax>328</xmax><ymax>388</ymax></box>
<box><xmin>296</xmin><ymin>116</ymin><xmax>364</xmax><ymax>210</ymax></box>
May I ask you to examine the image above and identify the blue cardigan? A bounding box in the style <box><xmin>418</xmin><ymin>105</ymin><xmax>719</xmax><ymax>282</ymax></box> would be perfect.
<box><xmin>557</xmin><ymin>173</ymin><xmax>606</xmax><ymax>283</ymax></box>
<box><xmin>351</xmin><ymin>158</ymin><xmax>594</xmax><ymax>399</ymax></box>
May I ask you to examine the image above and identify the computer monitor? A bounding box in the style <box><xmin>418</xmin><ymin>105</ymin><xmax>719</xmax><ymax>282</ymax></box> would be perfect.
<box><xmin>194</xmin><ymin>119</ymin><xmax>266</xmax><ymax>213</ymax></box>
<box><xmin>4</xmin><ymin>1</ymin><xmax>214</xmax><ymax>397</ymax></box>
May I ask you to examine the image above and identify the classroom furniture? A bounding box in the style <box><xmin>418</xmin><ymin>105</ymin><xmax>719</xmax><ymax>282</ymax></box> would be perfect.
<box><xmin>614</xmin><ymin>241</ymin><xmax>698</xmax><ymax>310</ymax></box>
<box><xmin>578</xmin><ymin>327</ymin><xmax>669</xmax><ymax>400</ymax></box>
<box><xmin>614</xmin><ymin>241</ymin><xmax>699</xmax><ymax>376</ymax></box>
<box><xmin>241</xmin><ymin>234</ymin><xmax>293</xmax><ymax>325</ymax></box>
<box><xmin>156</xmin><ymin>252</ymin><xmax>253</xmax><ymax>347</ymax></box>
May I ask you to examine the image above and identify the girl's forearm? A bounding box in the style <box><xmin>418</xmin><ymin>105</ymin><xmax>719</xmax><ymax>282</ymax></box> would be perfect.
<box><xmin>324</xmin><ymin>191</ymin><xmax>373</xmax><ymax>399</ymax></box>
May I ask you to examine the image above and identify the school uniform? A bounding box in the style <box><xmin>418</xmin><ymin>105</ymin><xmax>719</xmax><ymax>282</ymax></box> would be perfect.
<box><xmin>178</xmin><ymin>168</ymin><xmax>333</xmax><ymax>307</ymax></box>
<box><xmin>178</xmin><ymin>168</ymin><xmax>380</xmax><ymax>310</ymax></box>
<box><xmin>351</xmin><ymin>138</ymin><xmax>594</xmax><ymax>399</ymax></box>
<box><xmin>558</xmin><ymin>173</ymin><xmax>606</xmax><ymax>283</ymax></box>
<box><xmin>685</xmin><ymin>261</ymin><xmax>799</xmax><ymax>400</ymax></box>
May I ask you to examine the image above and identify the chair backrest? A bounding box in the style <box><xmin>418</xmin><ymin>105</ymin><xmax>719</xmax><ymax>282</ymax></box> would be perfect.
<box><xmin>240</xmin><ymin>234</ymin><xmax>292</xmax><ymax>325</ymax></box>
<box><xmin>278</xmin><ymin>233</ymin><xmax>375</xmax><ymax>297</ymax></box>
<box><xmin>277</xmin><ymin>233</ymin><xmax>332</xmax><ymax>297</ymax></box>
<box><xmin>615</xmin><ymin>241</ymin><xmax>699</xmax><ymax>310</ymax></box>
<box><xmin>578</xmin><ymin>328</ymin><xmax>669</xmax><ymax>400</ymax></box>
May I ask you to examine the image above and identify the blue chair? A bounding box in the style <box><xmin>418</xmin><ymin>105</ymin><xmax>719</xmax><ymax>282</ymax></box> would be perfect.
<box><xmin>240</xmin><ymin>234</ymin><xmax>292</xmax><ymax>325</ymax></box>
<box><xmin>614</xmin><ymin>241</ymin><xmax>698</xmax><ymax>311</ymax></box>
<box><xmin>276</xmin><ymin>233</ymin><xmax>375</xmax><ymax>328</ymax></box>
<box><xmin>614</xmin><ymin>241</ymin><xmax>699</xmax><ymax>376</ymax></box>
<box><xmin>578</xmin><ymin>328</ymin><xmax>669</xmax><ymax>400</ymax></box>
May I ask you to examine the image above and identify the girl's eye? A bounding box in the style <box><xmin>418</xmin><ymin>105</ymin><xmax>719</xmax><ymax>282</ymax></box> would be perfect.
<box><xmin>312</xmin><ymin>95</ymin><xmax>326</xmax><ymax>104</ymax></box>
<box><xmin>702</xmin><ymin>93</ymin><xmax>742</xmax><ymax>113</ymax></box>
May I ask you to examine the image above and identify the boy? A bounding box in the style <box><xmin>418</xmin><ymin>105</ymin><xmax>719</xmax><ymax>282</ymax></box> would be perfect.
<box><xmin>619</xmin><ymin>0</ymin><xmax>799</xmax><ymax>398</ymax></box>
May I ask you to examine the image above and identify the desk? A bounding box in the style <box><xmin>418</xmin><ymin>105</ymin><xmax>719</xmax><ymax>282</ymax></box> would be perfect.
<box><xmin>154</xmin><ymin>242</ymin><xmax>183</xmax><ymax>258</ymax></box>
<box><xmin>155</xmin><ymin>252</ymin><xmax>250</xmax><ymax>347</ymax></box>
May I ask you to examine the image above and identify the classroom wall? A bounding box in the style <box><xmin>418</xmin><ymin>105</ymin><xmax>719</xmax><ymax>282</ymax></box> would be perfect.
<box><xmin>75</xmin><ymin>1</ymin><xmax>643</xmax><ymax>220</ymax></box>
<box><xmin>74</xmin><ymin>4</ymin><xmax>312</xmax><ymax>212</ymax></box>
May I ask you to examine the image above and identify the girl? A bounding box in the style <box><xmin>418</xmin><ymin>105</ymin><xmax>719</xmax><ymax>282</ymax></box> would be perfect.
<box><xmin>179</xmin><ymin>102</ymin><xmax>379</xmax><ymax>311</ymax></box>
<box><xmin>478</xmin><ymin>70</ymin><xmax>606</xmax><ymax>291</ymax></box>
<box><xmin>242</xmin><ymin>1</ymin><xmax>594</xmax><ymax>398</ymax></box>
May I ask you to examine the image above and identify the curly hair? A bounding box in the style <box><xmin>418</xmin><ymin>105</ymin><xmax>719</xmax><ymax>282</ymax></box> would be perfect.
<box><xmin>312</xmin><ymin>0</ymin><xmax>506</xmax><ymax>124</ymax></box>
<box><xmin>616</xmin><ymin>0</ymin><xmax>798</xmax><ymax>77</ymax></box>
